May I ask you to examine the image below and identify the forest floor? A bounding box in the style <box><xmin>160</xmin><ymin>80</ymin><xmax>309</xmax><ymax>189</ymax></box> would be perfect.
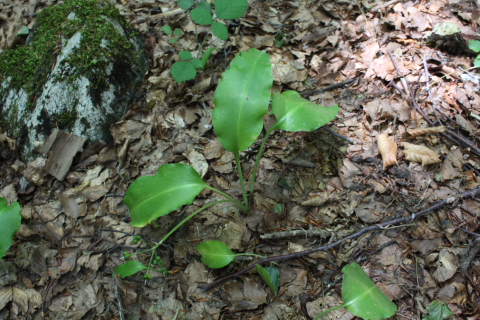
<box><xmin>1</xmin><ymin>0</ymin><xmax>480</xmax><ymax>319</ymax></box>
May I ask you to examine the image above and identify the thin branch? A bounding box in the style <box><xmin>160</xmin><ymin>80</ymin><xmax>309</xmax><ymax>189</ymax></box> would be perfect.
<box><xmin>202</xmin><ymin>187</ymin><xmax>480</xmax><ymax>291</ymax></box>
<box><xmin>322</xmin><ymin>126</ymin><xmax>356</xmax><ymax>144</ymax></box>
<box><xmin>300</xmin><ymin>78</ymin><xmax>357</xmax><ymax>98</ymax></box>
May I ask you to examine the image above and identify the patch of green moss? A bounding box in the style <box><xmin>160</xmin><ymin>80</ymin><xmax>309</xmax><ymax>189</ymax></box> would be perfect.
<box><xmin>0</xmin><ymin>0</ymin><xmax>141</xmax><ymax>101</ymax></box>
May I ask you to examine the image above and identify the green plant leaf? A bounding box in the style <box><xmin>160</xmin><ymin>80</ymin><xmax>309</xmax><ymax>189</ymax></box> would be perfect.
<box><xmin>341</xmin><ymin>263</ymin><xmax>397</xmax><ymax>320</ymax></box>
<box><xmin>161</xmin><ymin>25</ymin><xmax>172</xmax><ymax>35</ymax></box>
<box><xmin>191</xmin><ymin>58</ymin><xmax>203</xmax><ymax>69</ymax></box>
<box><xmin>0</xmin><ymin>198</ymin><xmax>22</xmax><ymax>259</ymax></box>
<box><xmin>114</xmin><ymin>261</ymin><xmax>148</xmax><ymax>278</ymax></box>
<box><xmin>178</xmin><ymin>0</ymin><xmax>194</xmax><ymax>10</ymax></box>
<box><xmin>215</xmin><ymin>0</ymin><xmax>248</xmax><ymax>19</ymax></box>
<box><xmin>212</xmin><ymin>21</ymin><xmax>228</xmax><ymax>40</ymax></box>
<box><xmin>468</xmin><ymin>40</ymin><xmax>480</xmax><ymax>52</ymax></box>
<box><xmin>475</xmin><ymin>55</ymin><xmax>480</xmax><ymax>68</ymax></box>
<box><xmin>273</xmin><ymin>203</ymin><xmax>283</xmax><ymax>214</ymax></box>
<box><xmin>173</xmin><ymin>28</ymin><xmax>184</xmax><ymax>37</ymax></box>
<box><xmin>179</xmin><ymin>50</ymin><xmax>192</xmax><ymax>60</ymax></box>
<box><xmin>422</xmin><ymin>300</ymin><xmax>453</xmax><ymax>320</ymax></box>
<box><xmin>124</xmin><ymin>163</ymin><xmax>208</xmax><ymax>227</ymax></box>
<box><xmin>196</xmin><ymin>1</ymin><xmax>211</xmax><ymax>10</ymax></box>
<box><xmin>274</xmin><ymin>32</ymin><xmax>286</xmax><ymax>47</ymax></box>
<box><xmin>271</xmin><ymin>91</ymin><xmax>339</xmax><ymax>132</ymax></box>
<box><xmin>201</xmin><ymin>47</ymin><xmax>215</xmax><ymax>69</ymax></box>
<box><xmin>213</xmin><ymin>48</ymin><xmax>273</xmax><ymax>153</ymax></box>
<box><xmin>256</xmin><ymin>265</ymin><xmax>280</xmax><ymax>295</ymax></box>
<box><xmin>171</xmin><ymin>61</ymin><xmax>197</xmax><ymax>83</ymax></box>
<box><xmin>196</xmin><ymin>240</ymin><xmax>236</xmax><ymax>268</ymax></box>
<box><xmin>190</xmin><ymin>7</ymin><xmax>213</xmax><ymax>25</ymax></box>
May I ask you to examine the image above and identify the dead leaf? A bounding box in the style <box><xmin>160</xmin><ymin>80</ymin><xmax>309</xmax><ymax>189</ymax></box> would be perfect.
<box><xmin>184</xmin><ymin>145</ymin><xmax>208</xmax><ymax>178</ymax></box>
<box><xmin>301</xmin><ymin>191</ymin><xmax>330</xmax><ymax>206</ymax></box>
<box><xmin>433</xmin><ymin>248</ymin><xmax>459</xmax><ymax>282</ymax></box>
<box><xmin>455</xmin><ymin>114</ymin><xmax>476</xmax><ymax>136</ymax></box>
<box><xmin>378</xmin><ymin>134</ymin><xmax>398</xmax><ymax>169</ymax></box>
<box><xmin>403</xmin><ymin>126</ymin><xmax>446</xmax><ymax>138</ymax></box>
<box><xmin>401</xmin><ymin>142</ymin><xmax>441</xmax><ymax>166</ymax></box>
<box><xmin>440</xmin><ymin>147</ymin><xmax>463</xmax><ymax>181</ymax></box>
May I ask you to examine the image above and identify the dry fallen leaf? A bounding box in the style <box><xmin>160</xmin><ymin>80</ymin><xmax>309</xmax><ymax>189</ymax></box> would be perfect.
<box><xmin>378</xmin><ymin>134</ymin><xmax>398</xmax><ymax>170</ymax></box>
<box><xmin>439</xmin><ymin>147</ymin><xmax>463</xmax><ymax>181</ymax></box>
<box><xmin>401</xmin><ymin>142</ymin><xmax>441</xmax><ymax>166</ymax></box>
<box><xmin>403</xmin><ymin>126</ymin><xmax>446</xmax><ymax>138</ymax></box>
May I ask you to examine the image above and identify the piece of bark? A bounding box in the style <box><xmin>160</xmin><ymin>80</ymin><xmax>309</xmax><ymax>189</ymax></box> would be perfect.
<box><xmin>43</xmin><ymin>130</ymin><xmax>86</xmax><ymax>181</ymax></box>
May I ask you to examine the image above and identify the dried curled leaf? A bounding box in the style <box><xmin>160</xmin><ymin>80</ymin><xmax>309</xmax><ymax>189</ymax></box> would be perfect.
<box><xmin>402</xmin><ymin>126</ymin><xmax>446</xmax><ymax>138</ymax></box>
<box><xmin>301</xmin><ymin>192</ymin><xmax>330</xmax><ymax>206</ymax></box>
<box><xmin>378</xmin><ymin>134</ymin><xmax>398</xmax><ymax>170</ymax></box>
<box><xmin>402</xmin><ymin>142</ymin><xmax>441</xmax><ymax>166</ymax></box>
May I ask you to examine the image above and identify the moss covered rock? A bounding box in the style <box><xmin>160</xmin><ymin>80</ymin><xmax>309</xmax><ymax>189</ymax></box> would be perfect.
<box><xmin>0</xmin><ymin>0</ymin><xmax>148</xmax><ymax>160</ymax></box>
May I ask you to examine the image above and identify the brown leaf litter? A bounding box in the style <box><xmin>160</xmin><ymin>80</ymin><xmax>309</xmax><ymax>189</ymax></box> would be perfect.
<box><xmin>1</xmin><ymin>0</ymin><xmax>480</xmax><ymax>319</ymax></box>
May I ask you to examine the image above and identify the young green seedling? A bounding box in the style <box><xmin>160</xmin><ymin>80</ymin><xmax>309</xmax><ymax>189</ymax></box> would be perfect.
<box><xmin>256</xmin><ymin>265</ymin><xmax>280</xmax><ymax>295</ymax></box>
<box><xmin>165</xmin><ymin>0</ymin><xmax>249</xmax><ymax>83</ymax></box>
<box><xmin>115</xmin><ymin>48</ymin><xmax>339</xmax><ymax>280</ymax></box>
<box><xmin>313</xmin><ymin>263</ymin><xmax>397</xmax><ymax>320</ymax></box>
<box><xmin>0</xmin><ymin>197</ymin><xmax>22</xmax><ymax>260</ymax></box>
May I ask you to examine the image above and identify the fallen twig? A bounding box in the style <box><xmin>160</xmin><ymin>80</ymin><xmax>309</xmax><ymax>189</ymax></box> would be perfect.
<box><xmin>300</xmin><ymin>78</ymin><xmax>357</xmax><ymax>98</ymax></box>
<box><xmin>322</xmin><ymin>126</ymin><xmax>356</xmax><ymax>144</ymax></box>
<box><xmin>202</xmin><ymin>187</ymin><xmax>480</xmax><ymax>291</ymax></box>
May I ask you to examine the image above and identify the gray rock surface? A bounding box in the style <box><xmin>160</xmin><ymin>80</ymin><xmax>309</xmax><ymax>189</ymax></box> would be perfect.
<box><xmin>0</xmin><ymin>0</ymin><xmax>148</xmax><ymax>160</ymax></box>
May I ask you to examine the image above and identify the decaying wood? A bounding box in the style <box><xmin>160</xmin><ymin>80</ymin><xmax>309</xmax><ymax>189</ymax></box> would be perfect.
<box><xmin>42</xmin><ymin>129</ymin><xmax>86</xmax><ymax>181</ymax></box>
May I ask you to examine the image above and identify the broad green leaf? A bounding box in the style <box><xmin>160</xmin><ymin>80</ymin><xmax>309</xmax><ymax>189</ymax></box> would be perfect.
<box><xmin>179</xmin><ymin>50</ymin><xmax>192</xmax><ymax>60</ymax></box>
<box><xmin>171</xmin><ymin>61</ymin><xmax>197</xmax><ymax>83</ymax></box>
<box><xmin>196</xmin><ymin>240</ymin><xmax>236</xmax><ymax>268</ymax></box>
<box><xmin>341</xmin><ymin>263</ymin><xmax>397</xmax><ymax>320</ymax></box>
<box><xmin>213</xmin><ymin>48</ymin><xmax>273</xmax><ymax>153</ymax></box>
<box><xmin>256</xmin><ymin>265</ymin><xmax>280</xmax><ymax>295</ymax></box>
<box><xmin>469</xmin><ymin>40</ymin><xmax>480</xmax><ymax>52</ymax></box>
<box><xmin>161</xmin><ymin>25</ymin><xmax>172</xmax><ymax>35</ymax></box>
<box><xmin>271</xmin><ymin>91</ymin><xmax>339</xmax><ymax>132</ymax></box>
<box><xmin>0</xmin><ymin>198</ymin><xmax>22</xmax><ymax>259</ymax></box>
<box><xmin>190</xmin><ymin>8</ymin><xmax>213</xmax><ymax>25</ymax></box>
<box><xmin>212</xmin><ymin>21</ymin><xmax>228</xmax><ymax>41</ymax></box>
<box><xmin>178</xmin><ymin>0</ymin><xmax>194</xmax><ymax>10</ymax></box>
<box><xmin>196</xmin><ymin>1</ymin><xmax>210</xmax><ymax>10</ymax></box>
<box><xmin>201</xmin><ymin>47</ymin><xmax>215</xmax><ymax>69</ymax></box>
<box><xmin>114</xmin><ymin>261</ymin><xmax>148</xmax><ymax>278</ymax></box>
<box><xmin>475</xmin><ymin>55</ymin><xmax>480</xmax><ymax>68</ymax></box>
<box><xmin>169</xmin><ymin>37</ymin><xmax>179</xmax><ymax>44</ymax></box>
<box><xmin>422</xmin><ymin>300</ymin><xmax>453</xmax><ymax>320</ymax></box>
<box><xmin>191</xmin><ymin>58</ymin><xmax>203</xmax><ymax>69</ymax></box>
<box><xmin>215</xmin><ymin>0</ymin><xmax>248</xmax><ymax>19</ymax></box>
<box><xmin>173</xmin><ymin>28</ymin><xmax>184</xmax><ymax>37</ymax></box>
<box><xmin>124</xmin><ymin>163</ymin><xmax>208</xmax><ymax>227</ymax></box>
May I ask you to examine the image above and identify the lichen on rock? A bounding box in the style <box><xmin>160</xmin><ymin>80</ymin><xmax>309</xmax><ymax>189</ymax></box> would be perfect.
<box><xmin>0</xmin><ymin>0</ymin><xmax>148</xmax><ymax>160</ymax></box>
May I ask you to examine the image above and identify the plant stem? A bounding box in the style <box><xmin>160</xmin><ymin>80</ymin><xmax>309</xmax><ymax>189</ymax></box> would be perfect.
<box><xmin>205</xmin><ymin>185</ymin><xmax>248</xmax><ymax>213</ymax></box>
<box><xmin>156</xmin><ymin>200</ymin><xmax>231</xmax><ymax>247</ymax></box>
<box><xmin>249</xmin><ymin>124</ymin><xmax>278</xmax><ymax>195</ymax></box>
<box><xmin>144</xmin><ymin>200</ymin><xmax>235</xmax><ymax>274</ymax></box>
<box><xmin>312</xmin><ymin>304</ymin><xmax>346</xmax><ymax>320</ymax></box>
<box><xmin>234</xmin><ymin>150</ymin><xmax>249</xmax><ymax>209</ymax></box>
